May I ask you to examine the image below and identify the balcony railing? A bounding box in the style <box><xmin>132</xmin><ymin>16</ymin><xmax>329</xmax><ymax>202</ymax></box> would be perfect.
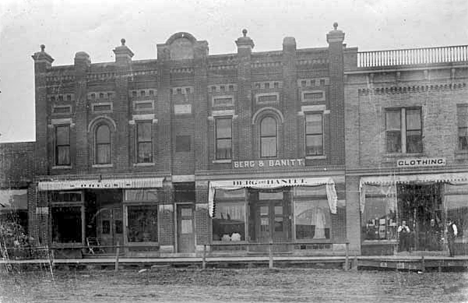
<box><xmin>358</xmin><ymin>45</ymin><xmax>468</xmax><ymax>68</ymax></box>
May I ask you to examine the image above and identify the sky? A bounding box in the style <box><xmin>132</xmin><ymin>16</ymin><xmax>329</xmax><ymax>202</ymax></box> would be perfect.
<box><xmin>0</xmin><ymin>0</ymin><xmax>467</xmax><ymax>143</ymax></box>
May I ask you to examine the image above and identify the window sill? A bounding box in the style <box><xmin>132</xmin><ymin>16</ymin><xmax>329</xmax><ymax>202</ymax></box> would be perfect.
<box><xmin>212</xmin><ymin>159</ymin><xmax>232</xmax><ymax>164</ymax></box>
<box><xmin>306</xmin><ymin>155</ymin><xmax>327</xmax><ymax>160</ymax></box>
<box><xmin>52</xmin><ymin>166</ymin><xmax>72</xmax><ymax>170</ymax></box>
<box><xmin>133</xmin><ymin>162</ymin><xmax>155</xmax><ymax>167</ymax></box>
<box><xmin>92</xmin><ymin>164</ymin><xmax>113</xmax><ymax>168</ymax></box>
<box><xmin>382</xmin><ymin>153</ymin><xmax>425</xmax><ymax>158</ymax></box>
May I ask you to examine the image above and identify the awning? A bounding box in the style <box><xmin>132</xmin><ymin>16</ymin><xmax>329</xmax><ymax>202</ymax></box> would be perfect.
<box><xmin>360</xmin><ymin>172</ymin><xmax>468</xmax><ymax>188</ymax></box>
<box><xmin>38</xmin><ymin>177</ymin><xmax>165</xmax><ymax>191</ymax></box>
<box><xmin>359</xmin><ymin>172</ymin><xmax>468</xmax><ymax>212</ymax></box>
<box><xmin>0</xmin><ymin>190</ymin><xmax>28</xmax><ymax>211</ymax></box>
<box><xmin>208</xmin><ymin>177</ymin><xmax>338</xmax><ymax>217</ymax></box>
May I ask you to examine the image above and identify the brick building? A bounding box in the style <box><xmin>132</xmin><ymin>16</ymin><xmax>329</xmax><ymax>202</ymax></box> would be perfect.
<box><xmin>345</xmin><ymin>46</ymin><xmax>468</xmax><ymax>255</ymax></box>
<box><xmin>28</xmin><ymin>24</ymin><xmax>352</xmax><ymax>257</ymax></box>
<box><xmin>0</xmin><ymin>142</ymin><xmax>35</xmax><ymax>239</ymax></box>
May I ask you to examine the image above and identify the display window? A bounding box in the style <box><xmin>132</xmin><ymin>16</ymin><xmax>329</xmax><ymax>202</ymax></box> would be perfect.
<box><xmin>50</xmin><ymin>191</ymin><xmax>84</xmax><ymax>245</ymax></box>
<box><xmin>212</xmin><ymin>189</ymin><xmax>247</xmax><ymax>242</ymax></box>
<box><xmin>124</xmin><ymin>189</ymin><xmax>159</xmax><ymax>245</ymax></box>
<box><xmin>293</xmin><ymin>186</ymin><xmax>332</xmax><ymax>241</ymax></box>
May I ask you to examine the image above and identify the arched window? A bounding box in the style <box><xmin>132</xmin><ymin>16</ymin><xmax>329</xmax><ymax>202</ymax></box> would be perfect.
<box><xmin>260</xmin><ymin>116</ymin><xmax>277</xmax><ymax>158</ymax></box>
<box><xmin>95</xmin><ymin>124</ymin><xmax>111</xmax><ymax>164</ymax></box>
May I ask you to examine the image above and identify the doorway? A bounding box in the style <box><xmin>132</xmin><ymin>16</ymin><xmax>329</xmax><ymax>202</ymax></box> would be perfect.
<box><xmin>176</xmin><ymin>204</ymin><xmax>195</xmax><ymax>253</ymax></box>
<box><xmin>398</xmin><ymin>183</ymin><xmax>443</xmax><ymax>251</ymax></box>
<box><xmin>250</xmin><ymin>190</ymin><xmax>290</xmax><ymax>252</ymax></box>
<box><xmin>97</xmin><ymin>206</ymin><xmax>123</xmax><ymax>253</ymax></box>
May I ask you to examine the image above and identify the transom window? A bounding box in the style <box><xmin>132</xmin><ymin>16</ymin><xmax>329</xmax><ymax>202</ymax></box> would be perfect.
<box><xmin>95</xmin><ymin>124</ymin><xmax>111</xmax><ymax>164</ymax></box>
<box><xmin>136</xmin><ymin>121</ymin><xmax>153</xmax><ymax>163</ymax></box>
<box><xmin>305</xmin><ymin>113</ymin><xmax>323</xmax><ymax>156</ymax></box>
<box><xmin>215</xmin><ymin>118</ymin><xmax>232</xmax><ymax>160</ymax></box>
<box><xmin>260</xmin><ymin>116</ymin><xmax>277</xmax><ymax>158</ymax></box>
<box><xmin>385</xmin><ymin>108</ymin><xmax>422</xmax><ymax>154</ymax></box>
<box><xmin>55</xmin><ymin>125</ymin><xmax>70</xmax><ymax>166</ymax></box>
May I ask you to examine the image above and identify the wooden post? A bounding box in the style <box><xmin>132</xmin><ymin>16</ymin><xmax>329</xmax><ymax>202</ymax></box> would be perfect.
<box><xmin>115</xmin><ymin>241</ymin><xmax>120</xmax><ymax>272</ymax></box>
<box><xmin>345</xmin><ymin>241</ymin><xmax>349</xmax><ymax>271</ymax></box>
<box><xmin>268</xmin><ymin>241</ymin><xmax>273</xmax><ymax>269</ymax></box>
<box><xmin>421</xmin><ymin>255</ymin><xmax>425</xmax><ymax>273</ymax></box>
<box><xmin>202</xmin><ymin>244</ymin><xmax>206</xmax><ymax>270</ymax></box>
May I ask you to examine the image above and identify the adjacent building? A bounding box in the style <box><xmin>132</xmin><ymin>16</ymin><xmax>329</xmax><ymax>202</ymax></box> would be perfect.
<box><xmin>345</xmin><ymin>46</ymin><xmax>468</xmax><ymax>255</ymax></box>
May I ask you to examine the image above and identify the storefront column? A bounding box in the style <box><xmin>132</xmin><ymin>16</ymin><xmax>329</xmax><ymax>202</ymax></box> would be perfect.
<box><xmin>158</xmin><ymin>183</ymin><xmax>174</xmax><ymax>254</ymax></box>
<box><xmin>346</xmin><ymin>176</ymin><xmax>361</xmax><ymax>254</ymax></box>
<box><xmin>195</xmin><ymin>181</ymin><xmax>210</xmax><ymax>253</ymax></box>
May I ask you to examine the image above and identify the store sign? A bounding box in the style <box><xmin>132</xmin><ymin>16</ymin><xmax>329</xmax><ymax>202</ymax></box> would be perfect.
<box><xmin>397</xmin><ymin>157</ymin><xmax>446</xmax><ymax>167</ymax></box>
<box><xmin>233</xmin><ymin>158</ymin><xmax>305</xmax><ymax>169</ymax></box>
<box><xmin>231</xmin><ymin>178</ymin><xmax>310</xmax><ymax>187</ymax></box>
<box><xmin>38</xmin><ymin>178</ymin><xmax>164</xmax><ymax>191</ymax></box>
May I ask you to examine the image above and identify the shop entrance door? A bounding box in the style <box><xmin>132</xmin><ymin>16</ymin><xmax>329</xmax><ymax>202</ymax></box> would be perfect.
<box><xmin>97</xmin><ymin>207</ymin><xmax>123</xmax><ymax>253</ymax></box>
<box><xmin>177</xmin><ymin>204</ymin><xmax>195</xmax><ymax>253</ymax></box>
<box><xmin>254</xmin><ymin>195</ymin><xmax>290</xmax><ymax>252</ymax></box>
<box><xmin>398</xmin><ymin>184</ymin><xmax>443</xmax><ymax>252</ymax></box>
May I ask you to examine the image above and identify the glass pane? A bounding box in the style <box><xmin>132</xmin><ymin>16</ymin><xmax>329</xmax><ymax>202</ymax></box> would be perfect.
<box><xmin>57</xmin><ymin>146</ymin><xmax>70</xmax><ymax>165</ymax></box>
<box><xmin>259</xmin><ymin>192</ymin><xmax>283</xmax><ymax>200</ymax></box>
<box><xmin>125</xmin><ymin>189</ymin><xmax>159</xmax><ymax>202</ymax></box>
<box><xmin>181</xmin><ymin>219</ymin><xmax>193</xmax><ymax>234</ymax></box>
<box><xmin>406</xmin><ymin>130</ymin><xmax>422</xmax><ymax>153</ymax></box>
<box><xmin>137</xmin><ymin>122</ymin><xmax>152</xmax><ymax>141</ymax></box>
<box><xmin>306</xmin><ymin>135</ymin><xmax>323</xmax><ymax>156</ymax></box>
<box><xmin>96</xmin><ymin>144</ymin><xmax>111</xmax><ymax>164</ymax></box>
<box><xmin>274</xmin><ymin>206</ymin><xmax>283</xmax><ymax>215</ymax></box>
<box><xmin>181</xmin><ymin>208</ymin><xmax>192</xmax><ymax>217</ymax></box>
<box><xmin>212</xmin><ymin>203</ymin><xmax>246</xmax><ymax>241</ymax></box>
<box><xmin>459</xmin><ymin>128</ymin><xmax>468</xmax><ymax>150</ymax></box>
<box><xmin>306</xmin><ymin>114</ymin><xmax>322</xmax><ymax>134</ymax></box>
<box><xmin>260</xmin><ymin>206</ymin><xmax>268</xmax><ymax>216</ymax></box>
<box><xmin>52</xmin><ymin>206</ymin><xmax>82</xmax><ymax>243</ymax></box>
<box><xmin>406</xmin><ymin>109</ymin><xmax>421</xmax><ymax>130</ymax></box>
<box><xmin>216</xmin><ymin>139</ymin><xmax>232</xmax><ymax>159</ymax></box>
<box><xmin>261</xmin><ymin>117</ymin><xmax>277</xmax><ymax>136</ymax></box>
<box><xmin>458</xmin><ymin>106</ymin><xmax>468</xmax><ymax>127</ymax></box>
<box><xmin>127</xmin><ymin>205</ymin><xmax>158</xmax><ymax>242</ymax></box>
<box><xmin>216</xmin><ymin>118</ymin><xmax>232</xmax><ymax>139</ymax></box>
<box><xmin>261</xmin><ymin>137</ymin><xmax>277</xmax><ymax>157</ymax></box>
<box><xmin>362</xmin><ymin>191</ymin><xmax>397</xmax><ymax>241</ymax></box>
<box><xmin>274</xmin><ymin>217</ymin><xmax>284</xmax><ymax>232</ymax></box>
<box><xmin>56</xmin><ymin>126</ymin><xmax>69</xmax><ymax>145</ymax></box>
<box><xmin>96</xmin><ymin>125</ymin><xmax>111</xmax><ymax>144</ymax></box>
<box><xmin>386</xmin><ymin>110</ymin><xmax>401</xmax><ymax>130</ymax></box>
<box><xmin>386</xmin><ymin>131</ymin><xmax>401</xmax><ymax>153</ymax></box>
<box><xmin>294</xmin><ymin>200</ymin><xmax>331</xmax><ymax>240</ymax></box>
<box><xmin>102</xmin><ymin>220</ymin><xmax>110</xmax><ymax>234</ymax></box>
<box><xmin>138</xmin><ymin>142</ymin><xmax>153</xmax><ymax>163</ymax></box>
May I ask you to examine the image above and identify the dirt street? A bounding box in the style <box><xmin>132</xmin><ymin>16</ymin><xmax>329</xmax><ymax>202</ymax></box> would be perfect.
<box><xmin>1</xmin><ymin>267</ymin><xmax>468</xmax><ymax>302</ymax></box>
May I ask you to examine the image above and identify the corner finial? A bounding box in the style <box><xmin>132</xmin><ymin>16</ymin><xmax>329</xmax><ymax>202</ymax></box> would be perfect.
<box><xmin>333</xmin><ymin>22</ymin><xmax>338</xmax><ymax>30</ymax></box>
<box><xmin>40</xmin><ymin>44</ymin><xmax>45</xmax><ymax>52</ymax></box>
<box><xmin>121</xmin><ymin>38</ymin><xmax>126</xmax><ymax>46</ymax></box>
<box><xmin>242</xmin><ymin>29</ymin><xmax>247</xmax><ymax>37</ymax></box>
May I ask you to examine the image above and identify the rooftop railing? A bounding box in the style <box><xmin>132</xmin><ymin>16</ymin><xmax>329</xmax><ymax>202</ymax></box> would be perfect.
<box><xmin>358</xmin><ymin>45</ymin><xmax>468</xmax><ymax>68</ymax></box>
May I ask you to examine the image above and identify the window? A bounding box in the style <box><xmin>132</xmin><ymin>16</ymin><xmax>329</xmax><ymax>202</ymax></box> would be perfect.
<box><xmin>212</xmin><ymin>189</ymin><xmax>247</xmax><ymax>241</ymax></box>
<box><xmin>215</xmin><ymin>118</ymin><xmax>232</xmax><ymax>160</ymax></box>
<box><xmin>51</xmin><ymin>191</ymin><xmax>83</xmax><ymax>245</ymax></box>
<box><xmin>136</xmin><ymin>121</ymin><xmax>152</xmax><ymax>163</ymax></box>
<box><xmin>95</xmin><ymin>124</ymin><xmax>111</xmax><ymax>164</ymax></box>
<box><xmin>385</xmin><ymin>108</ymin><xmax>422</xmax><ymax>153</ymax></box>
<box><xmin>176</xmin><ymin>135</ymin><xmax>191</xmax><ymax>152</ymax></box>
<box><xmin>361</xmin><ymin>184</ymin><xmax>397</xmax><ymax>241</ymax></box>
<box><xmin>127</xmin><ymin>205</ymin><xmax>158</xmax><ymax>243</ymax></box>
<box><xmin>458</xmin><ymin>105</ymin><xmax>468</xmax><ymax>151</ymax></box>
<box><xmin>55</xmin><ymin>125</ymin><xmax>70</xmax><ymax>166</ymax></box>
<box><xmin>260</xmin><ymin>116</ymin><xmax>277</xmax><ymax>158</ymax></box>
<box><xmin>293</xmin><ymin>187</ymin><xmax>331</xmax><ymax>240</ymax></box>
<box><xmin>305</xmin><ymin>114</ymin><xmax>323</xmax><ymax>156</ymax></box>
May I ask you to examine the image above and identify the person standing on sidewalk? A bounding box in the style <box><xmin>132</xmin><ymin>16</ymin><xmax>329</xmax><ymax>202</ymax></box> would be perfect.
<box><xmin>447</xmin><ymin>219</ymin><xmax>458</xmax><ymax>257</ymax></box>
<box><xmin>398</xmin><ymin>221</ymin><xmax>411</xmax><ymax>252</ymax></box>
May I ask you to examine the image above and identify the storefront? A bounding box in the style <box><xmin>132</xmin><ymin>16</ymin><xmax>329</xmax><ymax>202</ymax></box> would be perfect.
<box><xmin>37</xmin><ymin>177</ymin><xmax>164</xmax><ymax>256</ymax></box>
<box><xmin>359</xmin><ymin>172</ymin><xmax>468</xmax><ymax>255</ymax></box>
<box><xmin>208</xmin><ymin>177</ymin><xmax>342</xmax><ymax>254</ymax></box>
